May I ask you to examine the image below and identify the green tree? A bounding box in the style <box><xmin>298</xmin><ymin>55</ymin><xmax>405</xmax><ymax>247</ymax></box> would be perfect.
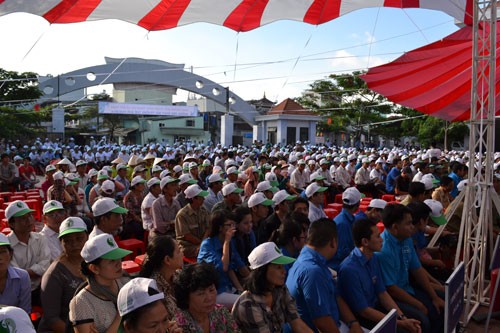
<box><xmin>0</xmin><ymin>69</ymin><xmax>42</xmax><ymax>106</ymax></box>
<box><xmin>296</xmin><ymin>71</ymin><xmax>394</xmax><ymax>142</ymax></box>
<box><xmin>0</xmin><ymin>107</ymin><xmax>47</xmax><ymax>140</ymax></box>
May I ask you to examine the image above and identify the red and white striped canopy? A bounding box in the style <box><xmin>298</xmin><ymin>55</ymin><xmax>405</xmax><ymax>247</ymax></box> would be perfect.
<box><xmin>0</xmin><ymin>0</ymin><xmax>473</xmax><ymax>32</ymax></box>
<box><xmin>361</xmin><ymin>22</ymin><xmax>500</xmax><ymax>122</ymax></box>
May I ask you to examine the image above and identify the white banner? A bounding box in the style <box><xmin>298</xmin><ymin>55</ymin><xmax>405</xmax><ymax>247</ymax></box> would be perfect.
<box><xmin>98</xmin><ymin>102</ymin><xmax>198</xmax><ymax>117</ymax></box>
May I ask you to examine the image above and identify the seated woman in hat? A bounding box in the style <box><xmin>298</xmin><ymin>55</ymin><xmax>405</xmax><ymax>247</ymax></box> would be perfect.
<box><xmin>117</xmin><ymin>278</ymin><xmax>181</xmax><ymax>333</ymax></box>
<box><xmin>39</xmin><ymin>217</ymin><xmax>88</xmax><ymax>332</ymax></box>
<box><xmin>69</xmin><ymin>234</ymin><xmax>132</xmax><ymax>333</ymax></box>
<box><xmin>232</xmin><ymin>242</ymin><xmax>312</xmax><ymax>333</ymax></box>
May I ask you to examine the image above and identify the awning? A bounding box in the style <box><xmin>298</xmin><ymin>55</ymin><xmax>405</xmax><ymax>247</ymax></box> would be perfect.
<box><xmin>361</xmin><ymin>22</ymin><xmax>500</xmax><ymax>122</ymax></box>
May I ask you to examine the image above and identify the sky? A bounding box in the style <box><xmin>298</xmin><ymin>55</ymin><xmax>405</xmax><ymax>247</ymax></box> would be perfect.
<box><xmin>0</xmin><ymin>7</ymin><xmax>459</xmax><ymax>104</ymax></box>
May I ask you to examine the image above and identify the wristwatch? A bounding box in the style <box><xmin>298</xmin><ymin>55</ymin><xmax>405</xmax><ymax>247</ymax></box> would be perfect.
<box><xmin>397</xmin><ymin>314</ymin><xmax>407</xmax><ymax>320</ymax></box>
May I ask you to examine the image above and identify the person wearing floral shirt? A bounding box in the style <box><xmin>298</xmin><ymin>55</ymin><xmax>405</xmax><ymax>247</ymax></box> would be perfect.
<box><xmin>173</xmin><ymin>263</ymin><xmax>241</xmax><ymax>333</ymax></box>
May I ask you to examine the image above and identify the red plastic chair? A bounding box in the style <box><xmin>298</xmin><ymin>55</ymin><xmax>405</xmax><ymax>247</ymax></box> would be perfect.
<box><xmin>122</xmin><ymin>260</ymin><xmax>141</xmax><ymax>274</ymax></box>
<box><xmin>0</xmin><ymin>209</ymin><xmax>4</xmax><ymax>221</ymax></box>
<box><xmin>324</xmin><ymin>208</ymin><xmax>339</xmax><ymax>220</ymax></box>
<box><xmin>334</xmin><ymin>193</ymin><xmax>343</xmax><ymax>204</ymax></box>
<box><xmin>24</xmin><ymin>199</ymin><xmax>42</xmax><ymax>222</ymax></box>
<box><xmin>134</xmin><ymin>254</ymin><xmax>145</xmax><ymax>266</ymax></box>
<box><xmin>327</xmin><ymin>203</ymin><xmax>343</xmax><ymax>211</ymax></box>
<box><xmin>359</xmin><ymin>204</ymin><xmax>369</xmax><ymax>212</ymax></box>
<box><xmin>0</xmin><ymin>192</ymin><xmax>12</xmax><ymax>202</ymax></box>
<box><xmin>1</xmin><ymin>227</ymin><xmax>11</xmax><ymax>235</ymax></box>
<box><xmin>381</xmin><ymin>194</ymin><xmax>395</xmax><ymax>202</ymax></box>
<box><xmin>183</xmin><ymin>256</ymin><xmax>197</xmax><ymax>265</ymax></box>
<box><xmin>117</xmin><ymin>239</ymin><xmax>145</xmax><ymax>261</ymax></box>
<box><xmin>10</xmin><ymin>195</ymin><xmax>25</xmax><ymax>201</ymax></box>
<box><xmin>376</xmin><ymin>222</ymin><xmax>385</xmax><ymax>234</ymax></box>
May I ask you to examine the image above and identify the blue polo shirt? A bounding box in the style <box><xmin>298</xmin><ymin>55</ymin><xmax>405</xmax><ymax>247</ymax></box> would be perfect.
<box><xmin>330</xmin><ymin>208</ymin><xmax>355</xmax><ymax>270</ymax></box>
<box><xmin>286</xmin><ymin>246</ymin><xmax>340</xmax><ymax>331</ymax></box>
<box><xmin>197</xmin><ymin>237</ymin><xmax>244</xmax><ymax>294</ymax></box>
<box><xmin>448</xmin><ymin>171</ymin><xmax>462</xmax><ymax>198</ymax></box>
<box><xmin>354</xmin><ymin>210</ymin><xmax>368</xmax><ymax>221</ymax></box>
<box><xmin>338</xmin><ymin>248</ymin><xmax>386</xmax><ymax>314</ymax></box>
<box><xmin>386</xmin><ymin>167</ymin><xmax>401</xmax><ymax>194</ymax></box>
<box><xmin>375</xmin><ymin>230</ymin><xmax>421</xmax><ymax>295</ymax></box>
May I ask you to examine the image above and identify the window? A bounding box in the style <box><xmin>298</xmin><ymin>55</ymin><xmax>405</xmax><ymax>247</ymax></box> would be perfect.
<box><xmin>186</xmin><ymin>119</ymin><xmax>195</xmax><ymax>127</ymax></box>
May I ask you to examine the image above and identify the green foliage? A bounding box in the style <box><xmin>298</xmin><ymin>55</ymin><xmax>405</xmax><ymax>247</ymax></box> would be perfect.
<box><xmin>296</xmin><ymin>71</ymin><xmax>395</xmax><ymax>139</ymax></box>
<box><xmin>0</xmin><ymin>69</ymin><xmax>42</xmax><ymax>105</ymax></box>
<box><xmin>0</xmin><ymin>106</ymin><xmax>47</xmax><ymax>140</ymax></box>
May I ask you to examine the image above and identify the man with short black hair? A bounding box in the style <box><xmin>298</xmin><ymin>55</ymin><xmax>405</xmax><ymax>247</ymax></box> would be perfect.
<box><xmin>89</xmin><ymin>197</ymin><xmax>129</xmax><ymax>238</ymax></box>
<box><xmin>376</xmin><ymin>204</ymin><xmax>444</xmax><ymax>333</ymax></box>
<box><xmin>331</xmin><ymin>187</ymin><xmax>362</xmax><ymax>270</ymax></box>
<box><xmin>338</xmin><ymin>218</ymin><xmax>421</xmax><ymax>332</ymax></box>
<box><xmin>287</xmin><ymin>218</ymin><xmax>363</xmax><ymax>333</ymax></box>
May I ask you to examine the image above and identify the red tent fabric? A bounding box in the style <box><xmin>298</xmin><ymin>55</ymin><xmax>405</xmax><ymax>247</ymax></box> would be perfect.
<box><xmin>0</xmin><ymin>1</ymin><xmax>472</xmax><ymax>32</ymax></box>
<box><xmin>361</xmin><ymin>23</ymin><xmax>500</xmax><ymax>122</ymax></box>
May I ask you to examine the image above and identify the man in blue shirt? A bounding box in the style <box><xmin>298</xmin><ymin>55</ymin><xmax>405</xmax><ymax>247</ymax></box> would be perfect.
<box><xmin>338</xmin><ymin>218</ymin><xmax>421</xmax><ymax>332</ymax></box>
<box><xmin>286</xmin><ymin>218</ymin><xmax>362</xmax><ymax>333</ymax></box>
<box><xmin>375</xmin><ymin>204</ymin><xmax>444</xmax><ymax>333</ymax></box>
<box><xmin>448</xmin><ymin>162</ymin><xmax>466</xmax><ymax>198</ymax></box>
<box><xmin>330</xmin><ymin>187</ymin><xmax>361</xmax><ymax>270</ymax></box>
<box><xmin>385</xmin><ymin>158</ymin><xmax>402</xmax><ymax>194</ymax></box>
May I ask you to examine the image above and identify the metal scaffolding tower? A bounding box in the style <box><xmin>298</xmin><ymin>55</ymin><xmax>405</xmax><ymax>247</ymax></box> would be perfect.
<box><xmin>457</xmin><ymin>0</ymin><xmax>500</xmax><ymax>324</ymax></box>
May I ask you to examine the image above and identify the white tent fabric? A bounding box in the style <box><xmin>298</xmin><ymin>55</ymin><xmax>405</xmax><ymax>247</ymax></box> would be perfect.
<box><xmin>0</xmin><ymin>0</ymin><xmax>472</xmax><ymax>32</ymax></box>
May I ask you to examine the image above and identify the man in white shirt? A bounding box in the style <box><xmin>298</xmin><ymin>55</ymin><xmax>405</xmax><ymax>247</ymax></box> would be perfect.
<box><xmin>290</xmin><ymin>160</ymin><xmax>308</xmax><ymax>193</ymax></box>
<box><xmin>141</xmin><ymin>177</ymin><xmax>162</xmax><ymax>233</ymax></box>
<box><xmin>39</xmin><ymin>200</ymin><xmax>67</xmax><ymax>261</ymax></box>
<box><xmin>5</xmin><ymin>200</ymin><xmax>51</xmax><ymax>304</ymax></box>
<box><xmin>336</xmin><ymin>158</ymin><xmax>352</xmax><ymax>190</ymax></box>
<box><xmin>306</xmin><ymin>182</ymin><xmax>328</xmax><ymax>223</ymax></box>
<box><xmin>204</xmin><ymin>173</ymin><xmax>224</xmax><ymax>212</ymax></box>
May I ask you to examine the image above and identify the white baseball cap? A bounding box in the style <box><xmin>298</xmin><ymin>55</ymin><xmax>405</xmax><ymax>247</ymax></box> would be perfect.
<box><xmin>43</xmin><ymin>200</ymin><xmax>65</xmax><ymax>215</ymax></box>
<box><xmin>173</xmin><ymin>165</ymin><xmax>183</xmax><ymax>173</ymax></box>
<box><xmin>226</xmin><ymin>166</ymin><xmax>239</xmax><ymax>175</ymax></box>
<box><xmin>76</xmin><ymin>160</ymin><xmax>87</xmax><ymax>167</ymax></box>
<box><xmin>100</xmin><ymin>180</ymin><xmax>115</xmax><ymax>194</ymax></box>
<box><xmin>424</xmin><ymin>199</ymin><xmax>447</xmax><ymax>225</ymax></box>
<box><xmin>45</xmin><ymin>164</ymin><xmax>57</xmax><ymax>173</ymax></box>
<box><xmin>248</xmin><ymin>192</ymin><xmax>274</xmax><ymax>208</ymax></box>
<box><xmin>118</xmin><ymin>278</ymin><xmax>165</xmax><ymax>317</ymax></box>
<box><xmin>0</xmin><ymin>306</ymin><xmax>35</xmax><ymax>332</ymax></box>
<box><xmin>160</xmin><ymin>176</ymin><xmax>180</xmax><ymax>189</ymax></box>
<box><xmin>178</xmin><ymin>174</ymin><xmax>197</xmax><ymax>186</ymax></box>
<box><xmin>151</xmin><ymin>165</ymin><xmax>162</xmax><ymax>173</ymax></box>
<box><xmin>53</xmin><ymin>171</ymin><xmax>64</xmax><ymax>181</ymax></box>
<box><xmin>342</xmin><ymin>187</ymin><xmax>362</xmax><ymax>205</ymax></box>
<box><xmin>131</xmin><ymin>176</ymin><xmax>146</xmax><ymax>187</ymax></box>
<box><xmin>81</xmin><ymin>233</ymin><xmax>132</xmax><ymax>263</ymax></box>
<box><xmin>92</xmin><ymin>197</ymin><xmax>128</xmax><ymax>217</ymax></box>
<box><xmin>208</xmin><ymin>173</ymin><xmax>224</xmax><ymax>183</ymax></box>
<box><xmin>59</xmin><ymin>217</ymin><xmax>87</xmax><ymax>238</ymax></box>
<box><xmin>221</xmin><ymin>183</ymin><xmax>243</xmax><ymax>196</ymax></box>
<box><xmin>305</xmin><ymin>183</ymin><xmax>328</xmax><ymax>198</ymax></box>
<box><xmin>248</xmin><ymin>242</ymin><xmax>296</xmax><ymax>270</ymax></box>
<box><xmin>97</xmin><ymin>170</ymin><xmax>109</xmax><ymax>180</ymax></box>
<box><xmin>5</xmin><ymin>200</ymin><xmax>34</xmax><ymax>220</ymax></box>
<box><xmin>147</xmin><ymin>177</ymin><xmax>161</xmax><ymax>189</ymax></box>
<box><xmin>368</xmin><ymin>199</ymin><xmax>387</xmax><ymax>210</ymax></box>
<box><xmin>457</xmin><ymin>179</ymin><xmax>468</xmax><ymax>192</ymax></box>
<box><xmin>184</xmin><ymin>184</ymin><xmax>209</xmax><ymax>199</ymax></box>
<box><xmin>273</xmin><ymin>190</ymin><xmax>296</xmax><ymax>206</ymax></box>
<box><xmin>255</xmin><ymin>181</ymin><xmax>278</xmax><ymax>194</ymax></box>
<box><xmin>309</xmin><ymin>172</ymin><xmax>325</xmax><ymax>182</ymax></box>
<box><xmin>0</xmin><ymin>234</ymin><xmax>10</xmax><ymax>247</ymax></box>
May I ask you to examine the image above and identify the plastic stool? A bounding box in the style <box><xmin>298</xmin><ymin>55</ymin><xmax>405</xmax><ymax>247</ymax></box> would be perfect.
<box><xmin>134</xmin><ymin>254</ymin><xmax>146</xmax><ymax>266</ymax></box>
<box><xmin>376</xmin><ymin>222</ymin><xmax>385</xmax><ymax>234</ymax></box>
<box><xmin>117</xmin><ymin>239</ymin><xmax>145</xmax><ymax>261</ymax></box>
<box><xmin>382</xmin><ymin>194</ymin><xmax>395</xmax><ymax>202</ymax></box>
<box><xmin>1</xmin><ymin>227</ymin><xmax>11</xmax><ymax>236</ymax></box>
<box><xmin>183</xmin><ymin>256</ymin><xmax>197</xmax><ymax>265</ymax></box>
<box><xmin>334</xmin><ymin>193</ymin><xmax>343</xmax><ymax>204</ymax></box>
<box><xmin>324</xmin><ymin>208</ymin><xmax>339</xmax><ymax>220</ymax></box>
<box><xmin>122</xmin><ymin>260</ymin><xmax>141</xmax><ymax>274</ymax></box>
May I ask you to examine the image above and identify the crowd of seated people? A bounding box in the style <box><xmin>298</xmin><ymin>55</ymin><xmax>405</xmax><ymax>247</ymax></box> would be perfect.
<box><xmin>0</xmin><ymin>138</ymin><xmax>490</xmax><ymax>332</ymax></box>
